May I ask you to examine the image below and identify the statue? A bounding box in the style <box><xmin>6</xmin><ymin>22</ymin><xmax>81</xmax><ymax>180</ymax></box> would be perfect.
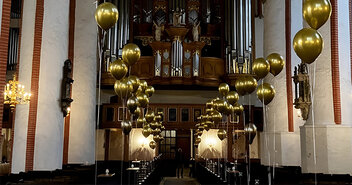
<box><xmin>153</xmin><ymin>21</ymin><xmax>164</xmax><ymax>41</ymax></box>
<box><xmin>172</xmin><ymin>8</ymin><xmax>183</xmax><ymax>27</ymax></box>
<box><xmin>192</xmin><ymin>22</ymin><xmax>200</xmax><ymax>41</ymax></box>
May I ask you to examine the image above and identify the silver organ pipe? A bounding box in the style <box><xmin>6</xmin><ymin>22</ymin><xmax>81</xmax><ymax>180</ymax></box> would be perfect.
<box><xmin>225</xmin><ymin>0</ymin><xmax>252</xmax><ymax>74</ymax></box>
<box><xmin>155</xmin><ymin>51</ymin><xmax>161</xmax><ymax>76</ymax></box>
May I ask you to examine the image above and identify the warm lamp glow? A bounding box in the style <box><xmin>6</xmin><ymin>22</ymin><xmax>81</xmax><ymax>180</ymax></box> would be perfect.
<box><xmin>139</xmin><ymin>137</ymin><xmax>149</xmax><ymax>148</ymax></box>
<box><xmin>4</xmin><ymin>74</ymin><xmax>31</xmax><ymax>110</ymax></box>
<box><xmin>205</xmin><ymin>137</ymin><xmax>217</xmax><ymax>148</ymax></box>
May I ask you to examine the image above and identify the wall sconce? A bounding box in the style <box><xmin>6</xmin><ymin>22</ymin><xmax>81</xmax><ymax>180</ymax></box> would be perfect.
<box><xmin>61</xmin><ymin>59</ymin><xmax>74</xmax><ymax>117</ymax></box>
<box><xmin>292</xmin><ymin>63</ymin><xmax>311</xmax><ymax>120</ymax></box>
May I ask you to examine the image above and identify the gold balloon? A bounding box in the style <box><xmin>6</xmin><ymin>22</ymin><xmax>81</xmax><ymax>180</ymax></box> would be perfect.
<box><xmin>244</xmin><ymin>123</ymin><xmax>257</xmax><ymax>144</ymax></box>
<box><xmin>142</xmin><ymin>125</ymin><xmax>151</xmax><ymax>138</ymax></box>
<box><xmin>139</xmin><ymin>80</ymin><xmax>148</xmax><ymax>92</ymax></box>
<box><xmin>206</xmin><ymin>99</ymin><xmax>213</xmax><ymax>109</ymax></box>
<box><xmin>303</xmin><ymin>0</ymin><xmax>332</xmax><ymax>30</ymax></box>
<box><xmin>149</xmin><ymin>141</ymin><xmax>156</xmax><ymax>149</ymax></box>
<box><xmin>197</xmin><ymin>130</ymin><xmax>203</xmax><ymax>137</ymax></box>
<box><xmin>225</xmin><ymin>104</ymin><xmax>233</xmax><ymax>116</ymax></box>
<box><xmin>198</xmin><ymin>125</ymin><xmax>204</xmax><ymax>131</ymax></box>
<box><xmin>243</xmin><ymin>76</ymin><xmax>258</xmax><ymax>94</ymax></box>
<box><xmin>217</xmin><ymin>129</ymin><xmax>227</xmax><ymax>141</ymax></box>
<box><xmin>267</xmin><ymin>53</ymin><xmax>285</xmax><ymax>76</ymax></box>
<box><xmin>134</xmin><ymin>107</ymin><xmax>141</xmax><ymax>118</ymax></box>
<box><xmin>233</xmin><ymin>103</ymin><xmax>244</xmax><ymax>115</ymax></box>
<box><xmin>127</xmin><ymin>96</ymin><xmax>138</xmax><ymax>114</ymax></box>
<box><xmin>293</xmin><ymin>28</ymin><xmax>323</xmax><ymax>64</ymax></box>
<box><xmin>226</xmin><ymin>91</ymin><xmax>239</xmax><ymax>106</ymax></box>
<box><xmin>110</xmin><ymin>59</ymin><xmax>128</xmax><ymax>80</ymax></box>
<box><xmin>206</xmin><ymin>120</ymin><xmax>214</xmax><ymax>129</ymax></box>
<box><xmin>161</xmin><ymin>125</ymin><xmax>165</xmax><ymax>131</ymax></box>
<box><xmin>214</xmin><ymin>100</ymin><xmax>228</xmax><ymax>114</ymax></box>
<box><xmin>121</xmin><ymin>120</ymin><xmax>132</xmax><ymax>135</ymax></box>
<box><xmin>150</xmin><ymin>121</ymin><xmax>158</xmax><ymax>130</ymax></box>
<box><xmin>137</xmin><ymin>93</ymin><xmax>149</xmax><ymax>108</ymax></box>
<box><xmin>153</xmin><ymin>135</ymin><xmax>160</xmax><ymax>142</ymax></box>
<box><xmin>235</xmin><ymin>77</ymin><xmax>246</xmax><ymax>96</ymax></box>
<box><xmin>145</xmin><ymin>86</ymin><xmax>155</xmax><ymax>97</ymax></box>
<box><xmin>218</xmin><ymin>83</ymin><xmax>230</xmax><ymax>97</ymax></box>
<box><xmin>204</xmin><ymin>124</ymin><xmax>210</xmax><ymax>131</ymax></box>
<box><xmin>95</xmin><ymin>2</ymin><xmax>118</xmax><ymax>30</ymax></box>
<box><xmin>128</xmin><ymin>75</ymin><xmax>140</xmax><ymax>93</ymax></box>
<box><xmin>154</xmin><ymin>114</ymin><xmax>162</xmax><ymax>122</ymax></box>
<box><xmin>145</xmin><ymin>111</ymin><xmax>155</xmax><ymax>123</ymax></box>
<box><xmin>137</xmin><ymin>117</ymin><xmax>146</xmax><ymax>127</ymax></box>
<box><xmin>211</xmin><ymin>111</ymin><xmax>222</xmax><ymax>124</ymax></box>
<box><xmin>206</xmin><ymin>108</ymin><xmax>214</xmax><ymax>114</ymax></box>
<box><xmin>195</xmin><ymin>137</ymin><xmax>201</xmax><ymax>144</ymax></box>
<box><xmin>114</xmin><ymin>78</ymin><xmax>133</xmax><ymax>99</ymax></box>
<box><xmin>122</xmin><ymin>43</ymin><xmax>141</xmax><ymax>66</ymax></box>
<box><xmin>256</xmin><ymin>83</ymin><xmax>276</xmax><ymax>105</ymax></box>
<box><xmin>252</xmin><ymin>58</ymin><xmax>270</xmax><ymax>79</ymax></box>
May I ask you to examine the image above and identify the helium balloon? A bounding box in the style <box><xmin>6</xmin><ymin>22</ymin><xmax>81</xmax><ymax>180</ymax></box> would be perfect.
<box><xmin>149</xmin><ymin>141</ymin><xmax>156</xmax><ymax>149</ymax></box>
<box><xmin>153</xmin><ymin>135</ymin><xmax>160</xmax><ymax>142</ymax></box>
<box><xmin>95</xmin><ymin>2</ymin><xmax>118</xmax><ymax>30</ymax></box>
<box><xmin>150</xmin><ymin>121</ymin><xmax>158</xmax><ymax>130</ymax></box>
<box><xmin>121</xmin><ymin>120</ymin><xmax>132</xmax><ymax>135</ymax></box>
<box><xmin>195</xmin><ymin>137</ymin><xmax>201</xmax><ymax>144</ymax></box>
<box><xmin>206</xmin><ymin>99</ymin><xmax>213</xmax><ymax>109</ymax></box>
<box><xmin>137</xmin><ymin>93</ymin><xmax>149</xmax><ymax>108</ymax></box>
<box><xmin>110</xmin><ymin>58</ymin><xmax>127</xmax><ymax>80</ymax></box>
<box><xmin>267</xmin><ymin>53</ymin><xmax>285</xmax><ymax>76</ymax></box>
<box><xmin>127</xmin><ymin>96</ymin><xmax>138</xmax><ymax>114</ymax></box>
<box><xmin>145</xmin><ymin>86</ymin><xmax>155</xmax><ymax>97</ymax></box>
<box><xmin>122</xmin><ymin>43</ymin><xmax>141</xmax><ymax>66</ymax></box>
<box><xmin>142</xmin><ymin>125</ymin><xmax>151</xmax><ymax>138</ymax></box>
<box><xmin>225</xmin><ymin>104</ymin><xmax>233</xmax><ymax>115</ymax></box>
<box><xmin>128</xmin><ymin>75</ymin><xmax>140</xmax><ymax>93</ymax></box>
<box><xmin>134</xmin><ymin>107</ymin><xmax>141</xmax><ymax>118</ymax></box>
<box><xmin>303</xmin><ymin>0</ymin><xmax>332</xmax><ymax>30</ymax></box>
<box><xmin>235</xmin><ymin>77</ymin><xmax>246</xmax><ymax>96</ymax></box>
<box><xmin>244</xmin><ymin>123</ymin><xmax>257</xmax><ymax>144</ymax></box>
<box><xmin>217</xmin><ymin>129</ymin><xmax>227</xmax><ymax>141</ymax></box>
<box><xmin>210</xmin><ymin>110</ymin><xmax>222</xmax><ymax>124</ymax></box>
<box><xmin>233</xmin><ymin>103</ymin><xmax>244</xmax><ymax>115</ymax></box>
<box><xmin>114</xmin><ymin>78</ymin><xmax>133</xmax><ymax>99</ymax></box>
<box><xmin>139</xmin><ymin>80</ymin><xmax>148</xmax><ymax>92</ymax></box>
<box><xmin>214</xmin><ymin>100</ymin><xmax>228</xmax><ymax>114</ymax></box>
<box><xmin>137</xmin><ymin>117</ymin><xmax>146</xmax><ymax>127</ymax></box>
<box><xmin>243</xmin><ymin>76</ymin><xmax>258</xmax><ymax>94</ymax></box>
<box><xmin>252</xmin><ymin>58</ymin><xmax>270</xmax><ymax>79</ymax></box>
<box><xmin>204</xmin><ymin>124</ymin><xmax>210</xmax><ymax>131</ymax></box>
<box><xmin>293</xmin><ymin>28</ymin><xmax>323</xmax><ymax>64</ymax></box>
<box><xmin>256</xmin><ymin>83</ymin><xmax>276</xmax><ymax>105</ymax></box>
<box><xmin>145</xmin><ymin>110</ymin><xmax>155</xmax><ymax>123</ymax></box>
<box><xmin>198</xmin><ymin>125</ymin><xmax>204</xmax><ymax>131</ymax></box>
<box><xmin>226</xmin><ymin>91</ymin><xmax>239</xmax><ymax>105</ymax></box>
<box><xmin>218</xmin><ymin>83</ymin><xmax>230</xmax><ymax>97</ymax></box>
<box><xmin>154</xmin><ymin>114</ymin><xmax>162</xmax><ymax>122</ymax></box>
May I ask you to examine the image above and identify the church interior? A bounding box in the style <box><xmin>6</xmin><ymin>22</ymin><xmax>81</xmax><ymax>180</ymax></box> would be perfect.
<box><xmin>0</xmin><ymin>0</ymin><xmax>351</xmax><ymax>184</ymax></box>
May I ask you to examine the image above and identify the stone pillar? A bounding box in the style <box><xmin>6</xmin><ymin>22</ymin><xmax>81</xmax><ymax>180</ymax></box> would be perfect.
<box><xmin>259</xmin><ymin>0</ymin><xmax>302</xmax><ymax>167</ymax></box>
<box><xmin>300</xmin><ymin>0</ymin><xmax>352</xmax><ymax>175</ymax></box>
<box><xmin>12</xmin><ymin>0</ymin><xmax>70</xmax><ymax>172</ymax></box>
<box><xmin>67</xmin><ymin>0</ymin><xmax>96</xmax><ymax>164</ymax></box>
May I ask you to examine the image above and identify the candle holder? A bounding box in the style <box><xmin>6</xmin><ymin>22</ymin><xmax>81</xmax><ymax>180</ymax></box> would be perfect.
<box><xmin>292</xmin><ymin>63</ymin><xmax>311</xmax><ymax>120</ymax></box>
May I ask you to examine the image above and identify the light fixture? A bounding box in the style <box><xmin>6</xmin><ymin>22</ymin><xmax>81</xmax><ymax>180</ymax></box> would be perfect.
<box><xmin>4</xmin><ymin>74</ymin><xmax>31</xmax><ymax>110</ymax></box>
<box><xmin>293</xmin><ymin>63</ymin><xmax>311</xmax><ymax>120</ymax></box>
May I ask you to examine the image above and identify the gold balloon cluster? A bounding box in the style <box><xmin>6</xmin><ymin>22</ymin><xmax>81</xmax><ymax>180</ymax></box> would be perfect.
<box><xmin>194</xmin><ymin>83</ymin><xmax>245</xmax><ymax>145</ymax></box>
<box><xmin>250</xmin><ymin>54</ymin><xmax>282</xmax><ymax>105</ymax></box>
<box><xmin>141</xmin><ymin>111</ymin><xmax>165</xmax><ymax>149</ymax></box>
<box><xmin>293</xmin><ymin>0</ymin><xmax>331</xmax><ymax>64</ymax></box>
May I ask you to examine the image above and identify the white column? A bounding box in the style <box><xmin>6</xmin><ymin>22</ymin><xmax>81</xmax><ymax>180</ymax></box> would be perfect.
<box><xmin>33</xmin><ymin>0</ymin><xmax>69</xmax><ymax>170</ymax></box>
<box><xmin>68</xmin><ymin>0</ymin><xmax>97</xmax><ymax>164</ymax></box>
<box><xmin>300</xmin><ymin>0</ymin><xmax>352</xmax><ymax>175</ymax></box>
<box><xmin>260</xmin><ymin>0</ymin><xmax>301</xmax><ymax>167</ymax></box>
<box><xmin>11</xmin><ymin>0</ymin><xmax>36</xmax><ymax>174</ymax></box>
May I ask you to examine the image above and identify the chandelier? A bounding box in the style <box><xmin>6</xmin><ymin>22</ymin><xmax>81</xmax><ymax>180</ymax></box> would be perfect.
<box><xmin>4</xmin><ymin>74</ymin><xmax>31</xmax><ymax>110</ymax></box>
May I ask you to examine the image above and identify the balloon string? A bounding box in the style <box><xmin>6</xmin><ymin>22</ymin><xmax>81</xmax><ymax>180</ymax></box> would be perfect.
<box><xmin>309</xmin><ymin>61</ymin><xmax>318</xmax><ymax>185</ymax></box>
<box><xmin>262</xmin><ymin>82</ymin><xmax>271</xmax><ymax>185</ymax></box>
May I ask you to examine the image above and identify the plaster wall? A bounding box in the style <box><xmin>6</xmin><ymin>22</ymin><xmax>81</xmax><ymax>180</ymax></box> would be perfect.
<box><xmin>68</xmin><ymin>0</ymin><xmax>97</xmax><ymax>164</ymax></box>
<box><xmin>11</xmin><ymin>0</ymin><xmax>36</xmax><ymax>174</ymax></box>
<box><xmin>263</xmin><ymin>0</ymin><xmax>288</xmax><ymax>132</ymax></box>
<box><xmin>96</xmin><ymin>129</ymin><xmax>105</xmax><ymax>161</ymax></box>
<box><xmin>109</xmin><ymin>130</ymin><xmax>124</xmax><ymax>160</ymax></box>
<box><xmin>198</xmin><ymin>129</ymin><xmax>226</xmax><ymax>159</ymax></box>
<box><xmin>34</xmin><ymin>0</ymin><xmax>69</xmax><ymax>170</ymax></box>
